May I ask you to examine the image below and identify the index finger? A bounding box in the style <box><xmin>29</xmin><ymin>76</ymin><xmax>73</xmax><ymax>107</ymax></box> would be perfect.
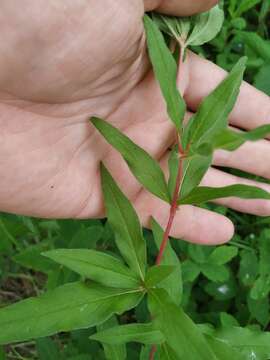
<box><xmin>144</xmin><ymin>0</ymin><xmax>218</xmax><ymax>16</ymax></box>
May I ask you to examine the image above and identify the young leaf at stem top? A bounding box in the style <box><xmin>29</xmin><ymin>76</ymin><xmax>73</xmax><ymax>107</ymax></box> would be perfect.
<box><xmin>91</xmin><ymin>117</ymin><xmax>170</xmax><ymax>203</ymax></box>
<box><xmin>186</xmin><ymin>5</ymin><xmax>224</xmax><ymax>46</ymax></box>
<box><xmin>143</xmin><ymin>15</ymin><xmax>186</xmax><ymax>133</ymax></box>
<box><xmin>101</xmin><ymin>164</ymin><xmax>146</xmax><ymax>280</ymax></box>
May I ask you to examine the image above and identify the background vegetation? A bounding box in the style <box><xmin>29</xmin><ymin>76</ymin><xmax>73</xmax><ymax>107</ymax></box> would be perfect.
<box><xmin>0</xmin><ymin>0</ymin><xmax>269</xmax><ymax>359</ymax></box>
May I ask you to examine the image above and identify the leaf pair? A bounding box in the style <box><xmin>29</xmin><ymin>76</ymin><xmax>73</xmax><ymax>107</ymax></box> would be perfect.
<box><xmin>153</xmin><ymin>5</ymin><xmax>224</xmax><ymax>48</ymax></box>
<box><xmin>182</xmin><ymin>245</ymin><xmax>238</xmax><ymax>283</ymax></box>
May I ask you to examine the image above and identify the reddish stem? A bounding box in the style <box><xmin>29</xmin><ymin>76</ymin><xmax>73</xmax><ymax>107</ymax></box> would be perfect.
<box><xmin>155</xmin><ymin>152</ymin><xmax>183</xmax><ymax>265</ymax></box>
<box><xmin>149</xmin><ymin>345</ymin><xmax>157</xmax><ymax>360</ymax></box>
<box><xmin>149</xmin><ymin>42</ymin><xmax>185</xmax><ymax>360</ymax></box>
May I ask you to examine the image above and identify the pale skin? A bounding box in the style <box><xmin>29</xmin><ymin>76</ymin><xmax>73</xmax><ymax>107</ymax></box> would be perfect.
<box><xmin>0</xmin><ymin>0</ymin><xmax>269</xmax><ymax>245</ymax></box>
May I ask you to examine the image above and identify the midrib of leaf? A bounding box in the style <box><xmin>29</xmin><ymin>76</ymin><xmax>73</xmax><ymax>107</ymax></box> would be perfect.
<box><xmin>213</xmin><ymin>333</ymin><xmax>270</xmax><ymax>349</ymax></box>
<box><xmin>53</xmin><ymin>254</ymin><xmax>139</xmax><ymax>284</ymax></box>
<box><xmin>146</xmin><ymin>18</ymin><xmax>183</xmax><ymax>131</ymax></box>
<box><xmin>108</xmin><ymin>181</ymin><xmax>145</xmax><ymax>280</ymax></box>
<box><xmin>191</xmin><ymin>76</ymin><xmax>240</xmax><ymax>146</ymax></box>
<box><xmin>180</xmin><ymin>154</ymin><xmax>212</xmax><ymax>195</ymax></box>
<box><xmin>127</xmin><ymin>160</ymin><xmax>169</xmax><ymax>202</ymax></box>
<box><xmin>151</xmin><ymin>291</ymin><xmax>217</xmax><ymax>359</ymax></box>
<box><xmin>0</xmin><ymin>288</ymin><xmax>143</xmax><ymax>328</ymax></box>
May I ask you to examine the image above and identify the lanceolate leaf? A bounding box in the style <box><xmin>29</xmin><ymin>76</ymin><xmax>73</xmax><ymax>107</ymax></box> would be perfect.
<box><xmin>91</xmin><ymin>118</ymin><xmax>170</xmax><ymax>203</ymax></box>
<box><xmin>205</xmin><ymin>336</ymin><xmax>246</xmax><ymax>360</ymax></box>
<box><xmin>179</xmin><ymin>185</ymin><xmax>270</xmax><ymax>205</ymax></box>
<box><xmin>214</xmin><ymin>125</ymin><xmax>270</xmax><ymax>151</ymax></box>
<box><xmin>151</xmin><ymin>218</ymin><xmax>182</xmax><ymax>305</ymax></box>
<box><xmin>97</xmin><ymin>316</ymin><xmax>127</xmax><ymax>360</ymax></box>
<box><xmin>186</xmin><ymin>6</ymin><xmax>224</xmax><ymax>46</ymax></box>
<box><xmin>91</xmin><ymin>323</ymin><xmax>164</xmax><ymax>345</ymax></box>
<box><xmin>101</xmin><ymin>164</ymin><xmax>146</xmax><ymax>280</ymax></box>
<box><xmin>202</xmin><ymin>325</ymin><xmax>270</xmax><ymax>359</ymax></box>
<box><xmin>180</xmin><ymin>153</ymin><xmax>212</xmax><ymax>199</ymax></box>
<box><xmin>0</xmin><ymin>282</ymin><xmax>143</xmax><ymax>345</ymax></box>
<box><xmin>183</xmin><ymin>57</ymin><xmax>246</xmax><ymax>150</ymax></box>
<box><xmin>239</xmin><ymin>31</ymin><xmax>270</xmax><ymax>61</ymax></box>
<box><xmin>148</xmin><ymin>289</ymin><xmax>218</xmax><ymax>360</ymax></box>
<box><xmin>143</xmin><ymin>15</ymin><xmax>186</xmax><ymax>132</ymax></box>
<box><xmin>43</xmin><ymin>249</ymin><xmax>140</xmax><ymax>289</ymax></box>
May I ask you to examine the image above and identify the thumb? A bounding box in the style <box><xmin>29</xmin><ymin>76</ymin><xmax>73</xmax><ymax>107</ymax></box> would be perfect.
<box><xmin>144</xmin><ymin>0</ymin><xmax>218</xmax><ymax>16</ymax></box>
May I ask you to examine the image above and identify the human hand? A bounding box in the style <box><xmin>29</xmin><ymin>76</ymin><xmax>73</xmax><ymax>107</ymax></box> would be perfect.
<box><xmin>0</xmin><ymin>0</ymin><xmax>269</xmax><ymax>245</ymax></box>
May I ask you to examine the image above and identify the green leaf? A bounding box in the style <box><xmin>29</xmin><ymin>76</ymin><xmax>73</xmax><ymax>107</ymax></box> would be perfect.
<box><xmin>236</xmin><ymin>0</ymin><xmax>263</xmax><ymax>17</ymax></box>
<box><xmin>200</xmin><ymin>263</ymin><xmax>230</xmax><ymax>283</ymax></box>
<box><xmin>0</xmin><ymin>282</ymin><xmax>143</xmax><ymax>345</ymax></box>
<box><xmin>251</xmin><ymin>230</ymin><xmax>270</xmax><ymax>300</ymax></box>
<box><xmin>143</xmin><ymin>15</ymin><xmax>186</xmax><ymax>132</ymax></box>
<box><xmin>91</xmin><ymin>118</ymin><xmax>170</xmax><ymax>203</ymax></box>
<box><xmin>179</xmin><ymin>185</ymin><xmax>270</xmax><ymax>205</ymax></box>
<box><xmin>247</xmin><ymin>293</ymin><xmax>269</xmax><ymax>327</ymax></box>
<box><xmin>183</xmin><ymin>57</ymin><xmax>246</xmax><ymax>150</ymax></box>
<box><xmin>238</xmin><ymin>249</ymin><xmax>258</xmax><ymax>287</ymax></box>
<box><xmin>204</xmin><ymin>335</ymin><xmax>246</xmax><ymax>360</ymax></box>
<box><xmin>145</xmin><ymin>265</ymin><xmax>175</xmax><ymax>288</ymax></box>
<box><xmin>255</xmin><ymin>63</ymin><xmax>270</xmax><ymax>96</ymax></box>
<box><xmin>213</xmin><ymin>125</ymin><xmax>270</xmax><ymax>151</ymax></box>
<box><xmin>101</xmin><ymin>164</ymin><xmax>146</xmax><ymax>280</ymax></box>
<box><xmin>13</xmin><ymin>243</ymin><xmax>58</xmax><ymax>274</ymax></box>
<box><xmin>97</xmin><ymin>316</ymin><xmax>127</xmax><ymax>360</ymax></box>
<box><xmin>0</xmin><ymin>348</ymin><xmax>5</xmax><ymax>360</ymax></box>
<box><xmin>43</xmin><ymin>249</ymin><xmax>140</xmax><ymax>289</ymax></box>
<box><xmin>240</xmin><ymin>32</ymin><xmax>270</xmax><ymax>61</ymax></box>
<box><xmin>220</xmin><ymin>313</ymin><xmax>240</xmax><ymax>328</ymax></box>
<box><xmin>186</xmin><ymin>6</ymin><xmax>224</xmax><ymax>46</ymax></box>
<box><xmin>152</xmin><ymin>14</ymin><xmax>191</xmax><ymax>42</ymax></box>
<box><xmin>159</xmin><ymin>344</ymin><xmax>179</xmax><ymax>359</ymax></box>
<box><xmin>180</xmin><ymin>153</ymin><xmax>213</xmax><ymax>198</ymax></box>
<box><xmin>251</xmin><ymin>276</ymin><xmax>270</xmax><ymax>300</ymax></box>
<box><xmin>148</xmin><ymin>289</ymin><xmax>218</xmax><ymax>359</ymax></box>
<box><xmin>140</xmin><ymin>346</ymin><xmax>152</xmax><ymax>360</ymax></box>
<box><xmin>208</xmin><ymin>246</ymin><xmax>238</xmax><ymax>265</ymax></box>
<box><xmin>91</xmin><ymin>323</ymin><xmax>164</xmax><ymax>345</ymax></box>
<box><xmin>36</xmin><ymin>338</ymin><xmax>60</xmax><ymax>360</ymax></box>
<box><xmin>188</xmin><ymin>244</ymin><xmax>212</xmax><ymax>264</ymax></box>
<box><xmin>151</xmin><ymin>218</ymin><xmax>182</xmax><ymax>305</ymax></box>
<box><xmin>182</xmin><ymin>260</ymin><xmax>201</xmax><ymax>283</ymax></box>
<box><xmin>205</xmin><ymin>325</ymin><xmax>270</xmax><ymax>359</ymax></box>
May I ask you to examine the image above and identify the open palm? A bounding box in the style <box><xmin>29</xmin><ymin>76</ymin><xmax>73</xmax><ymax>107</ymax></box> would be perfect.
<box><xmin>0</xmin><ymin>0</ymin><xmax>269</xmax><ymax>244</ymax></box>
